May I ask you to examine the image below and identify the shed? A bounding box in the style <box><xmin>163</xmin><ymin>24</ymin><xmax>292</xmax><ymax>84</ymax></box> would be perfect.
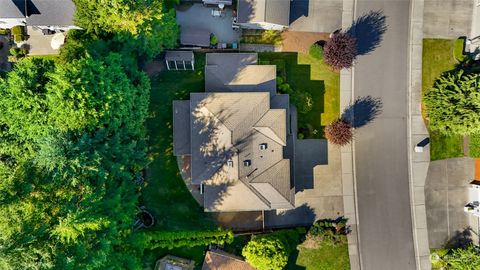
<box><xmin>165</xmin><ymin>51</ymin><xmax>195</xmax><ymax>71</ymax></box>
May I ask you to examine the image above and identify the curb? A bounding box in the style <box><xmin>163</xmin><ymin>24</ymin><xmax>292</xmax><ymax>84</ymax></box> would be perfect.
<box><xmin>340</xmin><ymin>0</ymin><xmax>362</xmax><ymax>269</ymax></box>
<box><xmin>407</xmin><ymin>0</ymin><xmax>432</xmax><ymax>269</ymax></box>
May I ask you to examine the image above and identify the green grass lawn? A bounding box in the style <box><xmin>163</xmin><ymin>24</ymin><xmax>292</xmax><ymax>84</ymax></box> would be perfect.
<box><xmin>287</xmin><ymin>240</ymin><xmax>350</xmax><ymax>270</ymax></box>
<box><xmin>422</xmin><ymin>39</ymin><xmax>464</xmax><ymax>160</ymax></box>
<box><xmin>141</xmin><ymin>53</ymin><xmax>216</xmax><ymax>269</ymax></box>
<box><xmin>258</xmin><ymin>52</ymin><xmax>340</xmax><ymax>138</ymax></box>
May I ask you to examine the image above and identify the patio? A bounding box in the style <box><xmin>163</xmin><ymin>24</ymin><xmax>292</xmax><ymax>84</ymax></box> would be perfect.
<box><xmin>176</xmin><ymin>3</ymin><xmax>240</xmax><ymax>45</ymax></box>
<box><xmin>24</xmin><ymin>26</ymin><xmax>61</xmax><ymax>55</ymax></box>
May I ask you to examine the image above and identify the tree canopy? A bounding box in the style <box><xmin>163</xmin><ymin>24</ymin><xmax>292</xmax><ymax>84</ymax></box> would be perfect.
<box><xmin>424</xmin><ymin>70</ymin><xmax>480</xmax><ymax>135</ymax></box>
<box><xmin>0</xmin><ymin>54</ymin><xmax>149</xmax><ymax>269</ymax></box>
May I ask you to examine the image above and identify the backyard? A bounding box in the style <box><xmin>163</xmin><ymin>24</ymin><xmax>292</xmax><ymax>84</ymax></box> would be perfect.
<box><xmin>141</xmin><ymin>53</ymin><xmax>217</xmax><ymax>268</ymax></box>
<box><xmin>259</xmin><ymin>52</ymin><xmax>340</xmax><ymax>139</ymax></box>
<box><xmin>422</xmin><ymin>39</ymin><xmax>464</xmax><ymax>160</ymax></box>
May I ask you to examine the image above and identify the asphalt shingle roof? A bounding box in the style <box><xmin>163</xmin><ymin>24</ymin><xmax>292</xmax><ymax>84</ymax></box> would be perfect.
<box><xmin>237</xmin><ymin>0</ymin><xmax>290</xmax><ymax>26</ymax></box>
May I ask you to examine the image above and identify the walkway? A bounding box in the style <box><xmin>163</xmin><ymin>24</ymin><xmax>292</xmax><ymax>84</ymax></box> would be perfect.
<box><xmin>352</xmin><ymin>0</ymin><xmax>416</xmax><ymax>269</ymax></box>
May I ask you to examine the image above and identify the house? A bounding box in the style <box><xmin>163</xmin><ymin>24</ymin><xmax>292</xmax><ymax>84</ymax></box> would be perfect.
<box><xmin>202</xmin><ymin>250</ymin><xmax>255</xmax><ymax>270</ymax></box>
<box><xmin>0</xmin><ymin>0</ymin><xmax>78</xmax><ymax>31</ymax></box>
<box><xmin>173</xmin><ymin>53</ymin><xmax>295</xmax><ymax>212</ymax></box>
<box><xmin>236</xmin><ymin>0</ymin><xmax>290</xmax><ymax>30</ymax></box>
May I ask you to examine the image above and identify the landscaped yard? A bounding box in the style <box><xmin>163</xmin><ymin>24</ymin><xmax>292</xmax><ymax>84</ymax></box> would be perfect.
<box><xmin>258</xmin><ymin>52</ymin><xmax>340</xmax><ymax>138</ymax></box>
<box><xmin>141</xmin><ymin>53</ymin><xmax>217</xmax><ymax>268</ymax></box>
<box><xmin>422</xmin><ymin>39</ymin><xmax>464</xmax><ymax>160</ymax></box>
<box><xmin>287</xmin><ymin>239</ymin><xmax>350</xmax><ymax>270</ymax></box>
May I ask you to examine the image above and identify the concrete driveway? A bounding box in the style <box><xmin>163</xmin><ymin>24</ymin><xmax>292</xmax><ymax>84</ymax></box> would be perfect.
<box><xmin>425</xmin><ymin>157</ymin><xmax>479</xmax><ymax>248</ymax></box>
<box><xmin>289</xmin><ymin>0</ymin><xmax>342</xmax><ymax>33</ymax></box>
<box><xmin>423</xmin><ymin>0</ymin><xmax>474</xmax><ymax>38</ymax></box>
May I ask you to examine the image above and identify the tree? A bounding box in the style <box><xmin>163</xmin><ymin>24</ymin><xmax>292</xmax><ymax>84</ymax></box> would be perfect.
<box><xmin>0</xmin><ymin>54</ymin><xmax>150</xmax><ymax>269</ymax></box>
<box><xmin>424</xmin><ymin>70</ymin><xmax>480</xmax><ymax>135</ymax></box>
<box><xmin>72</xmin><ymin>0</ymin><xmax>178</xmax><ymax>58</ymax></box>
<box><xmin>325</xmin><ymin>119</ymin><xmax>353</xmax><ymax>146</ymax></box>
<box><xmin>242</xmin><ymin>231</ymin><xmax>298</xmax><ymax>270</ymax></box>
<box><xmin>324</xmin><ymin>32</ymin><xmax>357</xmax><ymax>70</ymax></box>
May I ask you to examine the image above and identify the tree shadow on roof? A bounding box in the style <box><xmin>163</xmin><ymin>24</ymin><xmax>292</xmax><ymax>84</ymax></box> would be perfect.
<box><xmin>341</xmin><ymin>96</ymin><xmax>383</xmax><ymax>128</ymax></box>
<box><xmin>347</xmin><ymin>10</ymin><xmax>387</xmax><ymax>56</ymax></box>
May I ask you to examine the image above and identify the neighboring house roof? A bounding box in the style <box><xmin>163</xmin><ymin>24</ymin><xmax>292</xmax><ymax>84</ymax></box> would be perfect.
<box><xmin>237</xmin><ymin>0</ymin><xmax>290</xmax><ymax>26</ymax></box>
<box><xmin>0</xmin><ymin>0</ymin><xmax>25</xmax><ymax>18</ymax></box>
<box><xmin>0</xmin><ymin>0</ymin><xmax>75</xmax><ymax>26</ymax></box>
<box><xmin>165</xmin><ymin>51</ymin><xmax>194</xmax><ymax>62</ymax></box>
<box><xmin>205</xmin><ymin>53</ymin><xmax>276</xmax><ymax>95</ymax></box>
<box><xmin>26</xmin><ymin>0</ymin><xmax>75</xmax><ymax>26</ymax></box>
<box><xmin>202</xmin><ymin>250</ymin><xmax>255</xmax><ymax>270</ymax></box>
<box><xmin>173</xmin><ymin>100</ymin><xmax>191</xmax><ymax>156</ymax></box>
<box><xmin>180</xmin><ymin>26</ymin><xmax>211</xmax><ymax>47</ymax></box>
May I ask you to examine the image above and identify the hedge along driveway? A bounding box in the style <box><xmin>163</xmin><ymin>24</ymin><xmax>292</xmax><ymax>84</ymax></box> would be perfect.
<box><xmin>258</xmin><ymin>52</ymin><xmax>340</xmax><ymax>139</ymax></box>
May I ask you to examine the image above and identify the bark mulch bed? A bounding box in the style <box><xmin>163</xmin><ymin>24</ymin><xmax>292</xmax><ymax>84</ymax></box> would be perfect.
<box><xmin>281</xmin><ymin>31</ymin><xmax>330</xmax><ymax>54</ymax></box>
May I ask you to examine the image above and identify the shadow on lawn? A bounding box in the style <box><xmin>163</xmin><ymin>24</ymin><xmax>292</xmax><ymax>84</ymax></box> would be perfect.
<box><xmin>347</xmin><ymin>10</ymin><xmax>387</xmax><ymax>56</ymax></box>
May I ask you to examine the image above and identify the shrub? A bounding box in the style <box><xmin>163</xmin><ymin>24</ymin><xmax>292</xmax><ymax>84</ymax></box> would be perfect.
<box><xmin>240</xmin><ymin>30</ymin><xmax>282</xmax><ymax>45</ymax></box>
<box><xmin>292</xmin><ymin>91</ymin><xmax>314</xmax><ymax>114</ymax></box>
<box><xmin>324</xmin><ymin>32</ymin><xmax>357</xmax><ymax>70</ymax></box>
<box><xmin>210</xmin><ymin>35</ymin><xmax>218</xmax><ymax>46</ymax></box>
<box><xmin>142</xmin><ymin>229</ymin><xmax>234</xmax><ymax>249</ymax></box>
<box><xmin>242</xmin><ymin>230</ymin><xmax>298</xmax><ymax>270</ymax></box>
<box><xmin>0</xmin><ymin>28</ymin><xmax>9</xmax><ymax>35</ymax></box>
<box><xmin>9</xmin><ymin>47</ymin><xmax>27</xmax><ymax>59</ymax></box>
<box><xmin>11</xmin><ymin>25</ymin><xmax>24</xmax><ymax>36</ymax></box>
<box><xmin>424</xmin><ymin>70</ymin><xmax>480</xmax><ymax>135</ymax></box>
<box><xmin>0</xmin><ymin>42</ymin><xmax>3</xmax><ymax>50</ymax></box>
<box><xmin>454</xmin><ymin>38</ymin><xmax>468</xmax><ymax>62</ymax></box>
<box><xmin>469</xmin><ymin>134</ymin><xmax>480</xmax><ymax>158</ymax></box>
<box><xmin>309</xmin><ymin>43</ymin><xmax>324</xmax><ymax>59</ymax></box>
<box><xmin>325</xmin><ymin>119</ymin><xmax>353</xmax><ymax>146</ymax></box>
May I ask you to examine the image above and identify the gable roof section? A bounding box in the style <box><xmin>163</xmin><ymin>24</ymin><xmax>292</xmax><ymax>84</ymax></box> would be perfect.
<box><xmin>205</xmin><ymin>53</ymin><xmax>276</xmax><ymax>95</ymax></box>
<box><xmin>173</xmin><ymin>100</ymin><xmax>191</xmax><ymax>155</ymax></box>
<box><xmin>237</xmin><ymin>0</ymin><xmax>290</xmax><ymax>26</ymax></box>
<box><xmin>26</xmin><ymin>0</ymin><xmax>75</xmax><ymax>26</ymax></box>
<box><xmin>0</xmin><ymin>0</ymin><xmax>25</xmax><ymax>18</ymax></box>
<box><xmin>202</xmin><ymin>250</ymin><xmax>255</xmax><ymax>270</ymax></box>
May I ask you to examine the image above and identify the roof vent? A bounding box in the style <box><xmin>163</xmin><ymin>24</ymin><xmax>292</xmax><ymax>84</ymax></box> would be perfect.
<box><xmin>243</xmin><ymin>160</ymin><xmax>251</xmax><ymax>167</ymax></box>
<box><xmin>227</xmin><ymin>160</ymin><xmax>234</xmax><ymax>167</ymax></box>
<box><xmin>259</xmin><ymin>143</ymin><xmax>268</xmax><ymax>150</ymax></box>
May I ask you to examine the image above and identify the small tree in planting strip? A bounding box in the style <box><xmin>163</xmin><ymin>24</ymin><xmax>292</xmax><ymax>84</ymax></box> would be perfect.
<box><xmin>325</xmin><ymin>118</ymin><xmax>353</xmax><ymax>146</ymax></box>
<box><xmin>324</xmin><ymin>32</ymin><xmax>357</xmax><ymax>70</ymax></box>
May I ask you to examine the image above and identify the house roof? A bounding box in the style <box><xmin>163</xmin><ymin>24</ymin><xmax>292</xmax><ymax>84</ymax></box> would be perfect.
<box><xmin>0</xmin><ymin>0</ymin><xmax>25</xmax><ymax>18</ymax></box>
<box><xmin>173</xmin><ymin>100</ymin><xmax>191</xmax><ymax>156</ymax></box>
<box><xmin>166</xmin><ymin>51</ymin><xmax>194</xmax><ymax>62</ymax></box>
<box><xmin>180</xmin><ymin>26</ymin><xmax>211</xmax><ymax>47</ymax></box>
<box><xmin>0</xmin><ymin>0</ymin><xmax>75</xmax><ymax>26</ymax></box>
<box><xmin>26</xmin><ymin>0</ymin><xmax>75</xmax><ymax>26</ymax></box>
<box><xmin>237</xmin><ymin>0</ymin><xmax>290</xmax><ymax>26</ymax></box>
<box><xmin>189</xmin><ymin>92</ymin><xmax>293</xmax><ymax>211</ymax></box>
<box><xmin>202</xmin><ymin>250</ymin><xmax>255</xmax><ymax>270</ymax></box>
<box><xmin>205</xmin><ymin>53</ymin><xmax>276</xmax><ymax>95</ymax></box>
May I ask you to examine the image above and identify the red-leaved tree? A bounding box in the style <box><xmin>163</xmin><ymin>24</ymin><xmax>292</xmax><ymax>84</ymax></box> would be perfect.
<box><xmin>325</xmin><ymin>118</ymin><xmax>353</xmax><ymax>146</ymax></box>
<box><xmin>324</xmin><ymin>32</ymin><xmax>357</xmax><ymax>70</ymax></box>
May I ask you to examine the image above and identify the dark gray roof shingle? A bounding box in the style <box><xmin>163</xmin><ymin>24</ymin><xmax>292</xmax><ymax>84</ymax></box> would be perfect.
<box><xmin>237</xmin><ymin>0</ymin><xmax>290</xmax><ymax>26</ymax></box>
<box><xmin>26</xmin><ymin>0</ymin><xmax>75</xmax><ymax>26</ymax></box>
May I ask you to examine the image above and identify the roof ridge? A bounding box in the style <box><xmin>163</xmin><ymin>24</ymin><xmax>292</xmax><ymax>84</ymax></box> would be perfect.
<box><xmin>239</xmin><ymin>177</ymin><xmax>271</xmax><ymax>208</ymax></box>
<box><xmin>250</xmin><ymin>159</ymin><xmax>291</xmax><ymax>201</ymax></box>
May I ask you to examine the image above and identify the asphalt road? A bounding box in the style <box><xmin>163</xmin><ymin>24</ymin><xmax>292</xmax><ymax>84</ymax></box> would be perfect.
<box><xmin>352</xmin><ymin>0</ymin><xmax>417</xmax><ymax>269</ymax></box>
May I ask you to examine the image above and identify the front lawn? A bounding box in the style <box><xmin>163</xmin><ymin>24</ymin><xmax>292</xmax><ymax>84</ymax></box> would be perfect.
<box><xmin>258</xmin><ymin>52</ymin><xmax>340</xmax><ymax>138</ymax></box>
<box><xmin>422</xmin><ymin>39</ymin><xmax>464</xmax><ymax>160</ymax></box>
<box><xmin>287</xmin><ymin>239</ymin><xmax>350</xmax><ymax>270</ymax></box>
<box><xmin>141</xmin><ymin>53</ymin><xmax>217</xmax><ymax>268</ymax></box>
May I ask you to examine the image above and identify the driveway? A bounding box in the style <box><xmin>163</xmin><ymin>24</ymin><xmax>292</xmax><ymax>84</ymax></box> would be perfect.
<box><xmin>289</xmin><ymin>0</ymin><xmax>342</xmax><ymax>33</ymax></box>
<box><xmin>423</xmin><ymin>0</ymin><xmax>474</xmax><ymax>38</ymax></box>
<box><xmin>265</xmin><ymin>140</ymin><xmax>343</xmax><ymax>228</ymax></box>
<box><xmin>176</xmin><ymin>3</ymin><xmax>240</xmax><ymax>44</ymax></box>
<box><xmin>353</xmin><ymin>0</ymin><xmax>416</xmax><ymax>269</ymax></box>
<box><xmin>425</xmin><ymin>157</ymin><xmax>479</xmax><ymax>248</ymax></box>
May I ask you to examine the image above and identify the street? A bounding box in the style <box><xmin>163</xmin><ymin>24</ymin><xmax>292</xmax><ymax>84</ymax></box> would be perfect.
<box><xmin>353</xmin><ymin>0</ymin><xmax>417</xmax><ymax>269</ymax></box>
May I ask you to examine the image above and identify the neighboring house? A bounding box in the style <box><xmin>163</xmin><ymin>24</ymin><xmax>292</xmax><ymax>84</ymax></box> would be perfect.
<box><xmin>236</xmin><ymin>0</ymin><xmax>290</xmax><ymax>30</ymax></box>
<box><xmin>0</xmin><ymin>0</ymin><xmax>78</xmax><ymax>30</ymax></box>
<box><xmin>155</xmin><ymin>255</ymin><xmax>195</xmax><ymax>270</ymax></box>
<box><xmin>202</xmin><ymin>250</ymin><xmax>255</xmax><ymax>270</ymax></box>
<box><xmin>173</xmin><ymin>53</ymin><xmax>296</xmax><ymax>212</ymax></box>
